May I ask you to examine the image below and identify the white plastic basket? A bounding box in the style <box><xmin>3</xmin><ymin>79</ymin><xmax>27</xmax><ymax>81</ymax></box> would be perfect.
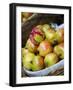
<box><xmin>23</xmin><ymin>24</ymin><xmax>64</xmax><ymax>76</ymax></box>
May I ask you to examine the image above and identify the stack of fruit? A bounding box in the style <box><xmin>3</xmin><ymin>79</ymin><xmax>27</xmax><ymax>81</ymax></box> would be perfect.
<box><xmin>22</xmin><ymin>24</ymin><xmax>64</xmax><ymax>72</ymax></box>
